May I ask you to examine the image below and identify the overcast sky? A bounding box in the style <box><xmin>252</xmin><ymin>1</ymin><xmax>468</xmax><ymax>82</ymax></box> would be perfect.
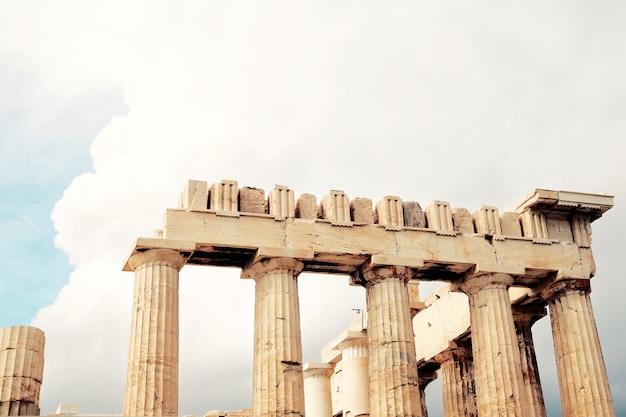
<box><xmin>1</xmin><ymin>2</ymin><xmax>625</xmax><ymax>416</ymax></box>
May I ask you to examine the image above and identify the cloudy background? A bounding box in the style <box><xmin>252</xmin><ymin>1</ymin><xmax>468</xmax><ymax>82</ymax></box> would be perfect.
<box><xmin>1</xmin><ymin>2</ymin><xmax>624</xmax><ymax>416</ymax></box>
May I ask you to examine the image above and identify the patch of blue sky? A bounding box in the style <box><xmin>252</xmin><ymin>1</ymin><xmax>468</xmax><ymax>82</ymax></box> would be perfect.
<box><xmin>0</xmin><ymin>66</ymin><xmax>127</xmax><ymax>327</ymax></box>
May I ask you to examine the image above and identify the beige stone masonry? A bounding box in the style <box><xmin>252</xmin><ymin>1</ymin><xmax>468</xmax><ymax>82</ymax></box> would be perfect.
<box><xmin>417</xmin><ymin>366</ymin><xmax>437</xmax><ymax>417</ymax></box>
<box><xmin>434</xmin><ymin>346</ymin><xmax>477</xmax><ymax>417</ymax></box>
<box><xmin>0</xmin><ymin>326</ymin><xmax>45</xmax><ymax>416</ymax></box>
<box><xmin>424</xmin><ymin>201</ymin><xmax>455</xmax><ymax>235</ymax></box>
<box><xmin>210</xmin><ymin>180</ymin><xmax>238</xmax><ymax>212</ymax></box>
<box><xmin>333</xmin><ymin>332</ymin><xmax>369</xmax><ymax>417</ymax></box>
<box><xmin>122</xmin><ymin>182</ymin><xmax>614</xmax><ymax>417</ymax></box>
<box><xmin>243</xmin><ymin>258</ymin><xmax>306</xmax><ymax>417</ymax></box>
<box><xmin>269</xmin><ymin>185</ymin><xmax>295</xmax><ymax>219</ymax></box>
<box><xmin>351</xmin><ymin>197</ymin><xmax>375</xmax><ymax>224</ymax></box>
<box><xmin>303</xmin><ymin>362</ymin><xmax>333</xmax><ymax>417</ymax></box>
<box><xmin>357</xmin><ymin>263</ymin><xmax>422</xmax><ymax>417</ymax></box>
<box><xmin>500</xmin><ymin>212</ymin><xmax>522</xmax><ymax>237</ymax></box>
<box><xmin>451</xmin><ymin>208</ymin><xmax>473</xmax><ymax>234</ymax></box>
<box><xmin>457</xmin><ymin>273</ymin><xmax>528</xmax><ymax>417</ymax></box>
<box><xmin>295</xmin><ymin>193</ymin><xmax>318</xmax><ymax>220</ymax></box>
<box><xmin>512</xmin><ymin>305</ymin><xmax>547</xmax><ymax>417</ymax></box>
<box><xmin>239</xmin><ymin>187</ymin><xmax>267</xmax><ymax>214</ymax></box>
<box><xmin>473</xmin><ymin>206</ymin><xmax>502</xmax><ymax>236</ymax></box>
<box><xmin>321</xmin><ymin>190</ymin><xmax>351</xmax><ymax>225</ymax></box>
<box><xmin>180</xmin><ymin>179</ymin><xmax>208</xmax><ymax>210</ymax></box>
<box><xmin>375</xmin><ymin>196</ymin><xmax>403</xmax><ymax>229</ymax></box>
<box><xmin>541</xmin><ymin>279</ymin><xmax>616</xmax><ymax>417</ymax></box>
<box><xmin>123</xmin><ymin>249</ymin><xmax>187</xmax><ymax>417</ymax></box>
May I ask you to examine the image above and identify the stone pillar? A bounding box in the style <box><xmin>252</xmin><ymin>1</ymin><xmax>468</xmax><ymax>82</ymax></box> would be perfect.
<box><xmin>303</xmin><ymin>362</ymin><xmax>334</xmax><ymax>417</ymax></box>
<box><xmin>457</xmin><ymin>273</ymin><xmax>527</xmax><ymax>416</ymax></box>
<box><xmin>434</xmin><ymin>347</ymin><xmax>477</xmax><ymax>417</ymax></box>
<box><xmin>541</xmin><ymin>279</ymin><xmax>616</xmax><ymax>417</ymax></box>
<box><xmin>360</xmin><ymin>264</ymin><xmax>422</xmax><ymax>417</ymax></box>
<box><xmin>0</xmin><ymin>326</ymin><xmax>45</xmax><ymax>416</ymax></box>
<box><xmin>244</xmin><ymin>258</ymin><xmax>306</xmax><ymax>417</ymax></box>
<box><xmin>512</xmin><ymin>305</ymin><xmax>547</xmax><ymax>417</ymax></box>
<box><xmin>123</xmin><ymin>249</ymin><xmax>186</xmax><ymax>417</ymax></box>
<box><xmin>338</xmin><ymin>332</ymin><xmax>369</xmax><ymax>417</ymax></box>
<box><xmin>417</xmin><ymin>366</ymin><xmax>438</xmax><ymax>417</ymax></box>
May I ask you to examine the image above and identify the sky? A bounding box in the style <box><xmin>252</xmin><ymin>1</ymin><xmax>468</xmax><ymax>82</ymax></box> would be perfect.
<box><xmin>0</xmin><ymin>2</ymin><xmax>625</xmax><ymax>416</ymax></box>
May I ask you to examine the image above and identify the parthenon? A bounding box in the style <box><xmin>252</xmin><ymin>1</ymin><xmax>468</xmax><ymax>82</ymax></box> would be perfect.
<box><xmin>121</xmin><ymin>179</ymin><xmax>615</xmax><ymax>417</ymax></box>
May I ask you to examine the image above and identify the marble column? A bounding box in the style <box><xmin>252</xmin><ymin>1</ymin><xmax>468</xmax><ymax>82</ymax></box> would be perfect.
<box><xmin>434</xmin><ymin>347</ymin><xmax>477</xmax><ymax>417</ymax></box>
<box><xmin>458</xmin><ymin>273</ymin><xmax>528</xmax><ymax>416</ymax></box>
<box><xmin>245</xmin><ymin>258</ymin><xmax>306</xmax><ymax>417</ymax></box>
<box><xmin>303</xmin><ymin>362</ymin><xmax>334</xmax><ymax>417</ymax></box>
<box><xmin>123</xmin><ymin>249</ymin><xmax>186</xmax><ymax>417</ymax></box>
<box><xmin>0</xmin><ymin>326</ymin><xmax>45</xmax><ymax>416</ymax></box>
<box><xmin>417</xmin><ymin>366</ymin><xmax>438</xmax><ymax>417</ymax></box>
<box><xmin>360</xmin><ymin>264</ymin><xmax>422</xmax><ymax>417</ymax></box>
<box><xmin>541</xmin><ymin>279</ymin><xmax>616</xmax><ymax>417</ymax></box>
<box><xmin>512</xmin><ymin>305</ymin><xmax>547</xmax><ymax>417</ymax></box>
<box><xmin>338</xmin><ymin>332</ymin><xmax>369</xmax><ymax>417</ymax></box>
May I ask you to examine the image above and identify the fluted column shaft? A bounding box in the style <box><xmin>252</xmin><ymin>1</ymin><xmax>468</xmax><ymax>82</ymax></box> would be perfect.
<box><xmin>123</xmin><ymin>249</ymin><xmax>186</xmax><ymax>417</ymax></box>
<box><xmin>434</xmin><ymin>347</ymin><xmax>477</xmax><ymax>417</ymax></box>
<box><xmin>246</xmin><ymin>258</ymin><xmax>305</xmax><ymax>417</ymax></box>
<box><xmin>361</xmin><ymin>265</ymin><xmax>422</xmax><ymax>417</ymax></box>
<box><xmin>338</xmin><ymin>335</ymin><xmax>369</xmax><ymax>417</ymax></box>
<box><xmin>459</xmin><ymin>273</ymin><xmax>527</xmax><ymax>416</ymax></box>
<box><xmin>417</xmin><ymin>367</ymin><xmax>437</xmax><ymax>417</ymax></box>
<box><xmin>542</xmin><ymin>279</ymin><xmax>615</xmax><ymax>417</ymax></box>
<box><xmin>303</xmin><ymin>363</ymin><xmax>334</xmax><ymax>417</ymax></box>
<box><xmin>512</xmin><ymin>306</ymin><xmax>547</xmax><ymax>417</ymax></box>
<box><xmin>0</xmin><ymin>326</ymin><xmax>45</xmax><ymax>416</ymax></box>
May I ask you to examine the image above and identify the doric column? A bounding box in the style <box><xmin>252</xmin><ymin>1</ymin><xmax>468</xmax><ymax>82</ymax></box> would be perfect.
<box><xmin>457</xmin><ymin>273</ymin><xmax>528</xmax><ymax>416</ymax></box>
<box><xmin>0</xmin><ymin>326</ymin><xmax>45</xmax><ymax>416</ymax></box>
<box><xmin>123</xmin><ymin>249</ymin><xmax>186</xmax><ymax>417</ymax></box>
<box><xmin>541</xmin><ymin>279</ymin><xmax>616</xmax><ymax>417</ymax></box>
<box><xmin>359</xmin><ymin>263</ymin><xmax>422</xmax><ymax>417</ymax></box>
<box><xmin>244</xmin><ymin>258</ymin><xmax>306</xmax><ymax>417</ymax></box>
<box><xmin>303</xmin><ymin>362</ymin><xmax>334</xmax><ymax>417</ymax></box>
<box><xmin>434</xmin><ymin>347</ymin><xmax>477</xmax><ymax>417</ymax></box>
<box><xmin>338</xmin><ymin>332</ymin><xmax>369</xmax><ymax>417</ymax></box>
<box><xmin>417</xmin><ymin>365</ymin><xmax>438</xmax><ymax>417</ymax></box>
<box><xmin>511</xmin><ymin>305</ymin><xmax>547</xmax><ymax>417</ymax></box>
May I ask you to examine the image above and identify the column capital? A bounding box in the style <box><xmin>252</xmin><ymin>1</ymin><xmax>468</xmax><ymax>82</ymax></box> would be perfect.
<box><xmin>454</xmin><ymin>272</ymin><xmax>514</xmax><ymax>295</ymax></box>
<box><xmin>511</xmin><ymin>304</ymin><xmax>547</xmax><ymax>327</ymax></box>
<box><xmin>539</xmin><ymin>278</ymin><xmax>591</xmax><ymax>302</ymax></box>
<box><xmin>242</xmin><ymin>257</ymin><xmax>305</xmax><ymax>280</ymax></box>
<box><xmin>355</xmin><ymin>262</ymin><xmax>413</xmax><ymax>287</ymax></box>
<box><xmin>303</xmin><ymin>362</ymin><xmax>334</xmax><ymax>379</ymax></box>
<box><xmin>434</xmin><ymin>346</ymin><xmax>472</xmax><ymax>365</ymax></box>
<box><xmin>127</xmin><ymin>248</ymin><xmax>187</xmax><ymax>271</ymax></box>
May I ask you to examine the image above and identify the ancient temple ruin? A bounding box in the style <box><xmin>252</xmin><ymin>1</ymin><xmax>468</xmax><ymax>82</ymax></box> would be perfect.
<box><xmin>121</xmin><ymin>179</ymin><xmax>615</xmax><ymax>417</ymax></box>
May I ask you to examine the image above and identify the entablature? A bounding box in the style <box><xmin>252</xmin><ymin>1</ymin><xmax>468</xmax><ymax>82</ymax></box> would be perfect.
<box><xmin>123</xmin><ymin>179</ymin><xmax>613</xmax><ymax>288</ymax></box>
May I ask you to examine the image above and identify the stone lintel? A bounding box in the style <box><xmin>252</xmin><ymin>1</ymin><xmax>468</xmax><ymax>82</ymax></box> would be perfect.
<box><xmin>369</xmin><ymin>254</ymin><xmax>425</xmax><ymax>269</ymax></box>
<box><xmin>128</xmin><ymin>209</ymin><xmax>594</xmax><ymax>283</ymax></box>
<box><xmin>303</xmin><ymin>362</ymin><xmax>334</xmax><ymax>374</ymax></box>
<box><xmin>122</xmin><ymin>238</ymin><xmax>196</xmax><ymax>271</ymax></box>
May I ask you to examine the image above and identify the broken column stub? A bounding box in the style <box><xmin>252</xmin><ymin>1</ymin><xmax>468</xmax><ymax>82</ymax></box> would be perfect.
<box><xmin>0</xmin><ymin>326</ymin><xmax>45</xmax><ymax>416</ymax></box>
